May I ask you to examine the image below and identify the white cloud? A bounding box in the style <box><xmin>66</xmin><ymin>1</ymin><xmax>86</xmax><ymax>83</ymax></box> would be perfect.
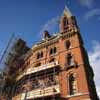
<box><xmin>39</xmin><ymin>16</ymin><xmax>60</xmax><ymax>37</ymax></box>
<box><xmin>84</xmin><ymin>9</ymin><xmax>100</xmax><ymax>20</ymax></box>
<box><xmin>88</xmin><ymin>40</ymin><xmax>100</xmax><ymax>98</ymax></box>
<box><xmin>97</xmin><ymin>86</ymin><xmax>100</xmax><ymax>99</ymax></box>
<box><xmin>78</xmin><ymin>0</ymin><xmax>94</xmax><ymax>8</ymax></box>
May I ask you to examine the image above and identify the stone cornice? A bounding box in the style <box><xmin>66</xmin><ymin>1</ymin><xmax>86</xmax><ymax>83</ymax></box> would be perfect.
<box><xmin>32</xmin><ymin>29</ymin><xmax>78</xmax><ymax>52</ymax></box>
<box><xmin>23</xmin><ymin>28</ymin><xmax>79</xmax><ymax>60</ymax></box>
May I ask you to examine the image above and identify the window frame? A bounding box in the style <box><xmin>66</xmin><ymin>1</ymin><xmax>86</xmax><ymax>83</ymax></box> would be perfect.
<box><xmin>37</xmin><ymin>51</ymin><xmax>43</xmax><ymax>59</ymax></box>
<box><xmin>65</xmin><ymin>40</ymin><xmax>71</xmax><ymax>50</ymax></box>
<box><xmin>49</xmin><ymin>47</ymin><xmax>57</xmax><ymax>55</ymax></box>
<box><xmin>68</xmin><ymin>73</ymin><xmax>78</xmax><ymax>95</ymax></box>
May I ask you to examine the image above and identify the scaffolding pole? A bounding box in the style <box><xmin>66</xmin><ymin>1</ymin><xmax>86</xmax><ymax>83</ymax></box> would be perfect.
<box><xmin>0</xmin><ymin>33</ymin><xmax>15</xmax><ymax>65</ymax></box>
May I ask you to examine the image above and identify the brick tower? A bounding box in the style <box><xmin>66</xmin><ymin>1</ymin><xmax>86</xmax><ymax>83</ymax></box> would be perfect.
<box><xmin>11</xmin><ymin>6</ymin><xmax>99</xmax><ymax>100</ymax></box>
<box><xmin>59</xmin><ymin>6</ymin><xmax>99</xmax><ymax>100</ymax></box>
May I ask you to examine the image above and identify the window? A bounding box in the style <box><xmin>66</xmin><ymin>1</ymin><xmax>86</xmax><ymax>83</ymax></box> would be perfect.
<box><xmin>37</xmin><ymin>52</ymin><xmax>40</xmax><ymax>59</ymax></box>
<box><xmin>65</xmin><ymin>40</ymin><xmax>71</xmax><ymax>49</ymax></box>
<box><xmin>37</xmin><ymin>51</ymin><xmax>43</xmax><ymax>59</ymax></box>
<box><xmin>49</xmin><ymin>58</ymin><xmax>55</xmax><ymax>63</ymax></box>
<box><xmin>54</xmin><ymin>47</ymin><xmax>57</xmax><ymax>53</ymax></box>
<box><xmin>63</xmin><ymin>17</ymin><xmax>68</xmax><ymax>26</ymax></box>
<box><xmin>69</xmin><ymin>74</ymin><xmax>77</xmax><ymax>95</ymax></box>
<box><xmin>63</xmin><ymin>17</ymin><xmax>68</xmax><ymax>31</ymax></box>
<box><xmin>34</xmin><ymin>62</ymin><xmax>41</xmax><ymax>67</ymax></box>
<box><xmin>67</xmin><ymin>54</ymin><xmax>74</xmax><ymax>66</ymax></box>
<box><xmin>50</xmin><ymin>47</ymin><xmax>57</xmax><ymax>55</ymax></box>
<box><xmin>50</xmin><ymin>48</ymin><xmax>53</xmax><ymax>55</ymax></box>
<box><xmin>41</xmin><ymin>51</ymin><xmax>43</xmax><ymax>58</ymax></box>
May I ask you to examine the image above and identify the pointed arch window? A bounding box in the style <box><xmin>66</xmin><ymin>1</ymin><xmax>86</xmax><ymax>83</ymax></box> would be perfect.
<box><xmin>63</xmin><ymin>17</ymin><xmax>68</xmax><ymax>26</ymax></box>
<box><xmin>69</xmin><ymin>74</ymin><xmax>77</xmax><ymax>95</ymax></box>
<box><xmin>65</xmin><ymin>40</ymin><xmax>71</xmax><ymax>49</ymax></box>
<box><xmin>67</xmin><ymin>54</ymin><xmax>74</xmax><ymax>66</ymax></box>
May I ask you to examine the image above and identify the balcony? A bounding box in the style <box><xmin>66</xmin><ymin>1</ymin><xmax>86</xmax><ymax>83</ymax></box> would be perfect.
<box><xmin>27</xmin><ymin>84</ymin><xmax>60</xmax><ymax>99</ymax></box>
<box><xmin>13</xmin><ymin>84</ymin><xmax>60</xmax><ymax>100</ymax></box>
<box><xmin>16</xmin><ymin>61</ymin><xmax>59</xmax><ymax>81</ymax></box>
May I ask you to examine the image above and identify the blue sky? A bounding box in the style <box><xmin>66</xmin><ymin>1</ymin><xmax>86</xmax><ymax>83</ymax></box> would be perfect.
<box><xmin>0</xmin><ymin>0</ymin><xmax>100</xmax><ymax>50</ymax></box>
<box><xmin>0</xmin><ymin>0</ymin><xmax>100</xmax><ymax>49</ymax></box>
<box><xmin>0</xmin><ymin>0</ymin><xmax>100</xmax><ymax>97</ymax></box>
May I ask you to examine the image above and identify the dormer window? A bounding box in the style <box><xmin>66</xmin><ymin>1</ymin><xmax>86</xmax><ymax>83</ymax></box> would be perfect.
<box><xmin>43</xmin><ymin>30</ymin><xmax>51</xmax><ymax>39</ymax></box>
<box><xmin>37</xmin><ymin>51</ymin><xmax>43</xmax><ymax>59</ymax></box>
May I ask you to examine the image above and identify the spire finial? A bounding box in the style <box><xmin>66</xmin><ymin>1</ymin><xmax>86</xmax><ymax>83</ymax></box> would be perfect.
<box><xmin>63</xmin><ymin>5</ymin><xmax>72</xmax><ymax>18</ymax></box>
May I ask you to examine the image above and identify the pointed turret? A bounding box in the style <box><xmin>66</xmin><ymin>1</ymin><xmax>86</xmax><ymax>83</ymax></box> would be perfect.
<box><xmin>60</xmin><ymin>6</ymin><xmax>78</xmax><ymax>33</ymax></box>
<box><xmin>63</xmin><ymin>6</ymin><xmax>72</xmax><ymax>18</ymax></box>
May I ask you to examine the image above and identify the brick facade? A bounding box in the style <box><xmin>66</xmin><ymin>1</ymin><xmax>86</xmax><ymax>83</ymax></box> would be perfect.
<box><xmin>12</xmin><ymin>6</ymin><xmax>99</xmax><ymax>100</ymax></box>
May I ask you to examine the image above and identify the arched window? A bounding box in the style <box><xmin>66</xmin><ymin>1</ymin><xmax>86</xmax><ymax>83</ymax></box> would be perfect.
<box><xmin>41</xmin><ymin>51</ymin><xmax>43</xmax><ymax>58</ymax></box>
<box><xmin>37</xmin><ymin>51</ymin><xmax>43</xmax><ymax>59</ymax></box>
<box><xmin>50</xmin><ymin>48</ymin><xmax>53</xmax><ymax>55</ymax></box>
<box><xmin>63</xmin><ymin>17</ymin><xmax>68</xmax><ymax>26</ymax></box>
<box><xmin>67</xmin><ymin>54</ymin><xmax>74</xmax><ymax>66</ymax></box>
<box><xmin>50</xmin><ymin>47</ymin><xmax>57</xmax><ymax>55</ymax></box>
<box><xmin>69</xmin><ymin>74</ymin><xmax>77</xmax><ymax>95</ymax></box>
<box><xmin>37</xmin><ymin>52</ymin><xmax>40</xmax><ymax>59</ymax></box>
<box><xmin>54</xmin><ymin>47</ymin><xmax>57</xmax><ymax>54</ymax></box>
<box><xmin>65</xmin><ymin>40</ymin><xmax>71</xmax><ymax>49</ymax></box>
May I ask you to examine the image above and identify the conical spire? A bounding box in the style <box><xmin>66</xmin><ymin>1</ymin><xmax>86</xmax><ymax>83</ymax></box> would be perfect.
<box><xmin>63</xmin><ymin>6</ymin><xmax>72</xmax><ymax>18</ymax></box>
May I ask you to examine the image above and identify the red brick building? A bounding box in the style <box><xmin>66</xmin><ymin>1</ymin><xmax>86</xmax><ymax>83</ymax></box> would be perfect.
<box><xmin>12</xmin><ymin>6</ymin><xmax>99</xmax><ymax>100</ymax></box>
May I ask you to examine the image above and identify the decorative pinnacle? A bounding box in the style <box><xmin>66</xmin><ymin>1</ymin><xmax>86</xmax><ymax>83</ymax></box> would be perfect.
<box><xmin>63</xmin><ymin>5</ymin><xmax>72</xmax><ymax>18</ymax></box>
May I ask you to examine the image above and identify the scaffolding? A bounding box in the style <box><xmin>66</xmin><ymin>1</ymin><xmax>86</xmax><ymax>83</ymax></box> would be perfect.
<box><xmin>12</xmin><ymin>41</ymin><xmax>60</xmax><ymax>100</ymax></box>
<box><xmin>13</xmin><ymin>66</ymin><xmax>60</xmax><ymax>100</ymax></box>
<box><xmin>0</xmin><ymin>33</ymin><xmax>61</xmax><ymax>100</ymax></box>
<box><xmin>0</xmin><ymin>33</ymin><xmax>30</xmax><ymax>100</ymax></box>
